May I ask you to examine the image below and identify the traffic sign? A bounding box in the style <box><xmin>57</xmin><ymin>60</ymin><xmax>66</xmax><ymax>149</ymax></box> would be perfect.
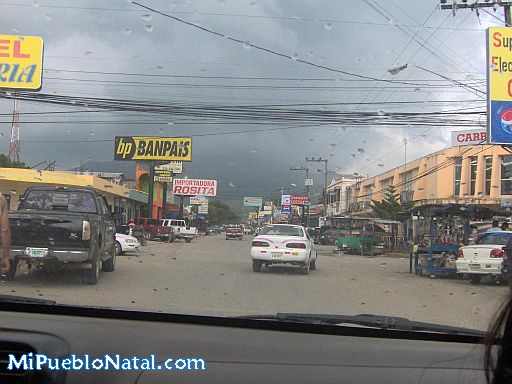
<box><xmin>305</xmin><ymin>179</ymin><xmax>313</xmax><ymax>186</ymax></box>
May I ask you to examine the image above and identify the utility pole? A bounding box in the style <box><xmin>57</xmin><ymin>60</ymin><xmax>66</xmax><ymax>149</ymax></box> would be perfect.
<box><xmin>440</xmin><ymin>1</ymin><xmax>512</xmax><ymax>26</ymax></box>
<box><xmin>306</xmin><ymin>157</ymin><xmax>328</xmax><ymax>219</ymax></box>
<box><xmin>147</xmin><ymin>162</ymin><xmax>155</xmax><ymax>218</ymax></box>
<box><xmin>290</xmin><ymin>165</ymin><xmax>310</xmax><ymax>227</ymax></box>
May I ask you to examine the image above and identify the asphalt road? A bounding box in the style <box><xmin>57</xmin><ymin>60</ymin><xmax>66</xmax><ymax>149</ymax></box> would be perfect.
<box><xmin>3</xmin><ymin>234</ymin><xmax>510</xmax><ymax>331</ymax></box>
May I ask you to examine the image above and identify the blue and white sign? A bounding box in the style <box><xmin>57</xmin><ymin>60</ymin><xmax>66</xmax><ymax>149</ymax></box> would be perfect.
<box><xmin>281</xmin><ymin>204</ymin><xmax>291</xmax><ymax>214</ymax></box>
<box><xmin>489</xmin><ymin>101</ymin><xmax>512</xmax><ymax>144</ymax></box>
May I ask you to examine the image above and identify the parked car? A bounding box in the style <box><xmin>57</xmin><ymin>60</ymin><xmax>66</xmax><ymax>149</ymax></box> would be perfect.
<box><xmin>115</xmin><ymin>233</ymin><xmax>140</xmax><ymax>255</ymax></box>
<box><xmin>502</xmin><ymin>235</ymin><xmax>512</xmax><ymax>292</ymax></box>
<box><xmin>307</xmin><ymin>227</ymin><xmax>320</xmax><ymax>244</ymax></box>
<box><xmin>161</xmin><ymin>219</ymin><xmax>197</xmax><ymax>243</ymax></box>
<box><xmin>251</xmin><ymin>224</ymin><xmax>317</xmax><ymax>274</ymax></box>
<box><xmin>226</xmin><ymin>225</ymin><xmax>244</xmax><ymax>240</ymax></box>
<box><xmin>6</xmin><ymin>186</ymin><xmax>116</xmax><ymax>285</ymax></box>
<box><xmin>134</xmin><ymin>217</ymin><xmax>174</xmax><ymax>242</ymax></box>
<box><xmin>116</xmin><ymin>224</ymin><xmax>147</xmax><ymax>246</ymax></box>
<box><xmin>456</xmin><ymin>231</ymin><xmax>512</xmax><ymax>284</ymax></box>
<box><xmin>319</xmin><ymin>229</ymin><xmax>343</xmax><ymax>245</ymax></box>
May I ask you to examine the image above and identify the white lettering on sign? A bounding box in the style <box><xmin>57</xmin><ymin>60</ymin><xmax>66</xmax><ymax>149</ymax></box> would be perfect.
<box><xmin>451</xmin><ymin>129</ymin><xmax>487</xmax><ymax>147</ymax></box>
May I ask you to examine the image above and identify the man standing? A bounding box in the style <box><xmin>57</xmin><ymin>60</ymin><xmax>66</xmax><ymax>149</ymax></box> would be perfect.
<box><xmin>0</xmin><ymin>194</ymin><xmax>11</xmax><ymax>276</ymax></box>
<box><xmin>486</xmin><ymin>220</ymin><xmax>503</xmax><ymax>233</ymax></box>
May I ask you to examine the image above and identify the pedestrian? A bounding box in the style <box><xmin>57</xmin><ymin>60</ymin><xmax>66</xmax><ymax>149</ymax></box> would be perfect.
<box><xmin>486</xmin><ymin>220</ymin><xmax>503</xmax><ymax>233</ymax></box>
<box><xmin>501</xmin><ymin>221</ymin><xmax>510</xmax><ymax>231</ymax></box>
<box><xmin>0</xmin><ymin>194</ymin><xmax>11</xmax><ymax>277</ymax></box>
<box><xmin>485</xmin><ymin>294</ymin><xmax>512</xmax><ymax>383</ymax></box>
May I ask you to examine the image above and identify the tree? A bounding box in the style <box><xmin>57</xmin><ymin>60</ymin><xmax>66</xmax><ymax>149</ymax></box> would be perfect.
<box><xmin>370</xmin><ymin>185</ymin><xmax>414</xmax><ymax>221</ymax></box>
<box><xmin>0</xmin><ymin>154</ymin><xmax>26</xmax><ymax>168</ymax></box>
<box><xmin>208</xmin><ymin>200</ymin><xmax>241</xmax><ymax>225</ymax></box>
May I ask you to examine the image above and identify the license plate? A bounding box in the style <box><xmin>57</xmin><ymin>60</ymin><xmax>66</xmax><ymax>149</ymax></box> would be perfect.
<box><xmin>469</xmin><ymin>264</ymin><xmax>481</xmax><ymax>270</ymax></box>
<box><xmin>25</xmin><ymin>247</ymin><xmax>48</xmax><ymax>258</ymax></box>
<box><xmin>271</xmin><ymin>252</ymin><xmax>282</xmax><ymax>258</ymax></box>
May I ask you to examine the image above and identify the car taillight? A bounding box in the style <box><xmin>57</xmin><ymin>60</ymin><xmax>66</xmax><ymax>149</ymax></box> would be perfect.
<box><xmin>456</xmin><ymin>249</ymin><xmax>464</xmax><ymax>258</ymax></box>
<box><xmin>82</xmin><ymin>220</ymin><xmax>91</xmax><ymax>240</ymax></box>
<box><xmin>252</xmin><ymin>241</ymin><xmax>269</xmax><ymax>247</ymax></box>
<box><xmin>490</xmin><ymin>249</ymin><xmax>504</xmax><ymax>258</ymax></box>
<box><xmin>286</xmin><ymin>243</ymin><xmax>307</xmax><ymax>249</ymax></box>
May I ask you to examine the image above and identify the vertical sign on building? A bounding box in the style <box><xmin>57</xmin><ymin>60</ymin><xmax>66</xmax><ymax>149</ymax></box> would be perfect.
<box><xmin>487</xmin><ymin>27</ymin><xmax>512</xmax><ymax>144</ymax></box>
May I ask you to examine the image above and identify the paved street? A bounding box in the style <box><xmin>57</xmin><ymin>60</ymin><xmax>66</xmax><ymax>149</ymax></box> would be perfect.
<box><xmin>4</xmin><ymin>235</ymin><xmax>509</xmax><ymax>331</ymax></box>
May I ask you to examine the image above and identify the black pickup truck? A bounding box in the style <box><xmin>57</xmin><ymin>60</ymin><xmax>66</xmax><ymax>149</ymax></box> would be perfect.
<box><xmin>5</xmin><ymin>186</ymin><xmax>116</xmax><ymax>285</ymax></box>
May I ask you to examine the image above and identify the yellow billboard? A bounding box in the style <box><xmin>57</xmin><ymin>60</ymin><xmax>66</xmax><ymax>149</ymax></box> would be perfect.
<box><xmin>0</xmin><ymin>35</ymin><xmax>44</xmax><ymax>90</ymax></box>
<box><xmin>487</xmin><ymin>27</ymin><xmax>512</xmax><ymax>144</ymax></box>
<box><xmin>114</xmin><ymin>136</ymin><xmax>192</xmax><ymax>161</ymax></box>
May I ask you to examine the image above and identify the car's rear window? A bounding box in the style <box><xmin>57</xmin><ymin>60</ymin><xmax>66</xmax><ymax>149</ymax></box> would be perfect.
<box><xmin>20</xmin><ymin>190</ymin><xmax>97</xmax><ymax>213</ymax></box>
<box><xmin>477</xmin><ymin>232</ymin><xmax>512</xmax><ymax>245</ymax></box>
<box><xmin>260</xmin><ymin>226</ymin><xmax>304</xmax><ymax>237</ymax></box>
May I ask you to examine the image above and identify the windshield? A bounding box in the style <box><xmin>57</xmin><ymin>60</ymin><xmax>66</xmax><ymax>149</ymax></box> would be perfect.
<box><xmin>1</xmin><ymin>0</ymin><xmax>510</xmax><ymax>334</ymax></box>
<box><xmin>260</xmin><ymin>225</ymin><xmax>304</xmax><ymax>237</ymax></box>
<box><xmin>477</xmin><ymin>232</ymin><xmax>512</xmax><ymax>245</ymax></box>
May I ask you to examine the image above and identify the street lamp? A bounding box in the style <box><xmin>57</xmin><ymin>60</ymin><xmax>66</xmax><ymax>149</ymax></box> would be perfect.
<box><xmin>387</xmin><ymin>63</ymin><xmax>484</xmax><ymax>96</ymax></box>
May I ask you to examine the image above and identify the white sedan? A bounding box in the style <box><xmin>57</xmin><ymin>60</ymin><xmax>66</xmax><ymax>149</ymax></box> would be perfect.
<box><xmin>115</xmin><ymin>233</ymin><xmax>140</xmax><ymax>255</ymax></box>
<box><xmin>250</xmin><ymin>224</ymin><xmax>317</xmax><ymax>274</ymax></box>
<box><xmin>455</xmin><ymin>231</ymin><xmax>512</xmax><ymax>284</ymax></box>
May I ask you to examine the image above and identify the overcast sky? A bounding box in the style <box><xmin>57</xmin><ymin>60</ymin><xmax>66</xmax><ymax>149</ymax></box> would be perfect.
<box><xmin>0</xmin><ymin>0</ymin><xmax>500</xmax><ymax>197</ymax></box>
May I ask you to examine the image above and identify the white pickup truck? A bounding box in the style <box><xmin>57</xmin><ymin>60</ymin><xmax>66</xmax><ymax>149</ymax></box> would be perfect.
<box><xmin>161</xmin><ymin>219</ymin><xmax>197</xmax><ymax>243</ymax></box>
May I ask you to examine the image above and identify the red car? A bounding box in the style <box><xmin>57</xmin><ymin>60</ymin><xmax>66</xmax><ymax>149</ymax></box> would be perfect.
<box><xmin>226</xmin><ymin>225</ymin><xmax>243</xmax><ymax>240</ymax></box>
<box><xmin>133</xmin><ymin>217</ymin><xmax>174</xmax><ymax>242</ymax></box>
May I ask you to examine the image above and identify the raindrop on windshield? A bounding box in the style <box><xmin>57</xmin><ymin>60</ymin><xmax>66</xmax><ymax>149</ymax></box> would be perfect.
<box><xmin>350</xmin><ymin>154</ymin><xmax>356</xmax><ymax>158</ymax></box>
<box><xmin>357</xmin><ymin>148</ymin><xmax>364</xmax><ymax>153</ymax></box>
<box><xmin>89</xmin><ymin>131</ymin><xmax>95</xmax><ymax>136</ymax></box>
<box><xmin>229</xmin><ymin>182</ymin><xmax>236</xmax><ymax>188</ymax></box>
<box><xmin>243</xmin><ymin>41</ymin><xmax>251</xmax><ymax>49</ymax></box>
<box><xmin>44</xmin><ymin>14</ymin><xmax>53</xmax><ymax>21</ymax></box>
<box><xmin>378</xmin><ymin>163</ymin><xmax>384</xmax><ymax>167</ymax></box>
<box><xmin>157</xmin><ymin>127</ymin><xmax>165</xmax><ymax>133</ymax></box>
<box><xmin>250</xmin><ymin>1</ymin><xmax>258</xmax><ymax>5</ymax></box>
<box><xmin>329</xmin><ymin>143</ymin><xmax>336</xmax><ymax>148</ymax></box>
<box><xmin>308</xmin><ymin>50</ymin><xmax>314</xmax><ymax>57</ymax></box>
<box><xmin>378</xmin><ymin>110</ymin><xmax>385</xmax><ymax>116</ymax></box>
<box><xmin>144</xmin><ymin>25</ymin><xmax>153</xmax><ymax>32</ymax></box>
<box><xmin>494</xmin><ymin>3</ymin><xmax>499</xmax><ymax>10</ymax></box>
<box><xmin>11</xmin><ymin>28</ymin><xmax>20</xmax><ymax>34</ymax></box>
<box><xmin>228</xmin><ymin>161</ymin><xmax>236</xmax><ymax>166</ymax></box>
<box><xmin>167</xmin><ymin>121</ymin><xmax>174</xmax><ymax>126</ymax></box>
<box><xmin>291</xmin><ymin>53</ymin><xmax>298</xmax><ymax>61</ymax></box>
<box><xmin>156</xmin><ymin>65</ymin><xmax>163</xmax><ymax>69</ymax></box>
<box><xmin>219</xmin><ymin>0</ymin><xmax>226</xmax><ymax>4</ymax></box>
<box><xmin>200</xmin><ymin>68</ymin><xmax>206</xmax><ymax>73</ymax></box>
<box><xmin>329</xmin><ymin>153</ymin><xmax>334</xmax><ymax>157</ymax></box>
<box><xmin>32</xmin><ymin>0</ymin><xmax>40</xmax><ymax>6</ymax></box>
<box><xmin>66</xmin><ymin>128</ymin><xmax>71</xmax><ymax>133</ymax></box>
<box><xmin>309</xmin><ymin>138</ymin><xmax>314</xmax><ymax>141</ymax></box>
<box><xmin>324</xmin><ymin>22</ymin><xmax>333</xmax><ymax>30</ymax></box>
<box><xmin>366</xmin><ymin>158</ymin><xmax>370</xmax><ymax>162</ymax></box>
<box><xmin>141</xmin><ymin>14</ymin><xmax>152</xmax><ymax>21</ymax></box>
<box><xmin>84</xmin><ymin>51</ymin><xmax>92</xmax><ymax>55</ymax></box>
<box><xmin>361</xmin><ymin>140</ymin><xmax>367</xmax><ymax>144</ymax></box>
<box><xmin>124</xmin><ymin>28</ymin><xmax>132</xmax><ymax>35</ymax></box>
<box><xmin>251</xmin><ymin>148</ymin><xmax>258</xmax><ymax>153</ymax></box>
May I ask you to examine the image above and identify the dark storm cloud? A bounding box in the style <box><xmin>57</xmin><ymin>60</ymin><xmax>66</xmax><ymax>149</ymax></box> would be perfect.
<box><xmin>0</xmin><ymin>0</ymin><xmax>495</xmax><ymax>188</ymax></box>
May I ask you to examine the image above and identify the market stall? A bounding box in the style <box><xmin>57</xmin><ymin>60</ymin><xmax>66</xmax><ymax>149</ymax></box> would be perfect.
<box><xmin>410</xmin><ymin>204</ymin><xmax>504</xmax><ymax>276</ymax></box>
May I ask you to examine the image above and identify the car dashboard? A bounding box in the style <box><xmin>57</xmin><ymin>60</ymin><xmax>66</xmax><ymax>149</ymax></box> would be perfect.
<box><xmin>0</xmin><ymin>304</ymin><xmax>489</xmax><ymax>384</ymax></box>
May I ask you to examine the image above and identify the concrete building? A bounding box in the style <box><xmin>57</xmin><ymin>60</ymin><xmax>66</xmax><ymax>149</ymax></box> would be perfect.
<box><xmin>325</xmin><ymin>174</ymin><xmax>359</xmax><ymax>216</ymax></box>
<box><xmin>347</xmin><ymin>145</ymin><xmax>512</xmax><ymax>214</ymax></box>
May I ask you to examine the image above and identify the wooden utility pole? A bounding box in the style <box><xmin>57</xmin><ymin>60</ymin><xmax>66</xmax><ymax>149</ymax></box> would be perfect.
<box><xmin>440</xmin><ymin>1</ymin><xmax>512</xmax><ymax>26</ymax></box>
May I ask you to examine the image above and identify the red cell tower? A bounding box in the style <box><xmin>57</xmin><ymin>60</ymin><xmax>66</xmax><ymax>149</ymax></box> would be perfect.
<box><xmin>8</xmin><ymin>93</ymin><xmax>20</xmax><ymax>163</ymax></box>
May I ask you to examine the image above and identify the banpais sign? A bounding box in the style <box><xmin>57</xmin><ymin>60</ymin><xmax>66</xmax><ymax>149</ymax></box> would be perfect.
<box><xmin>173</xmin><ymin>179</ymin><xmax>217</xmax><ymax>196</ymax></box>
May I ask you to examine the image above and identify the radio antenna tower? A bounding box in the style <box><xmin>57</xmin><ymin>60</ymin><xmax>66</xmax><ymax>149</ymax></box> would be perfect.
<box><xmin>8</xmin><ymin>92</ymin><xmax>20</xmax><ymax>163</ymax></box>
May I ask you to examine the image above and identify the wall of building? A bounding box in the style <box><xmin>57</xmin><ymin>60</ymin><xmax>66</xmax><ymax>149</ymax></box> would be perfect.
<box><xmin>347</xmin><ymin>145</ymin><xmax>511</xmax><ymax>213</ymax></box>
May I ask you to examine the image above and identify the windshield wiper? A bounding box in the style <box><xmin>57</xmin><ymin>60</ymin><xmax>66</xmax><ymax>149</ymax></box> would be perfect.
<box><xmin>0</xmin><ymin>294</ymin><xmax>56</xmax><ymax>305</ymax></box>
<box><xmin>236</xmin><ymin>313</ymin><xmax>487</xmax><ymax>337</ymax></box>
